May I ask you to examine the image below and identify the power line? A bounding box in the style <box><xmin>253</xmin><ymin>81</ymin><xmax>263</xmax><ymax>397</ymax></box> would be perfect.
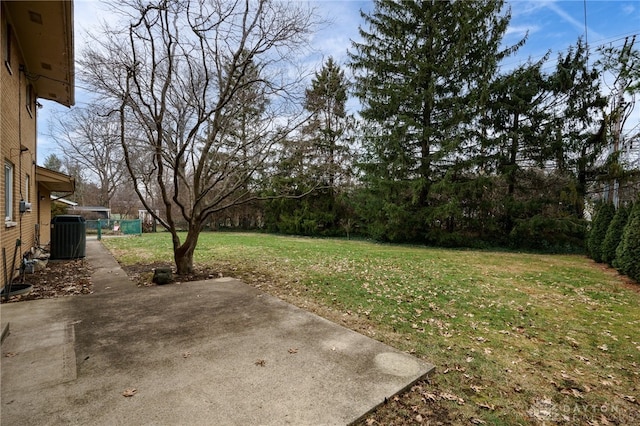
<box><xmin>500</xmin><ymin>30</ymin><xmax>640</xmax><ymax>72</ymax></box>
<box><xmin>583</xmin><ymin>0</ymin><xmax>588</xmax><ymax>67</ymax></box>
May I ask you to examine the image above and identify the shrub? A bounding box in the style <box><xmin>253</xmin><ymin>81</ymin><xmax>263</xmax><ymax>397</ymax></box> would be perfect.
<box><xmin>615</xmin><ymin>201</ymin><xmax>640</xmax><ymax>282</ymax></box>
<box><xmin>602</xmin><ymin>204</ymin><xmax>630</xmax><ymax>266</ymax></box>
<box><xmin>587</xmin><ymin>203</ymin><xmax>615</xmax><ymax>262</ymax></box>
<box><xmin>509</xmin><ymin>215</ymin><xmax>586</xmax><ymax>253</ymax></box>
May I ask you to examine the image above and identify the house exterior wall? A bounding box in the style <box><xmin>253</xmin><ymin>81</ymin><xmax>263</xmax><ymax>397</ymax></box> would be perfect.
<box><xmin>38</xmin><ymin>190</ymin><xmax>52</xmax><ymax>245</ymax></box>
<box><xmin>2</xmin><ymin>3</ymin><xmax>39</xmax><ymax>285</ymax></box>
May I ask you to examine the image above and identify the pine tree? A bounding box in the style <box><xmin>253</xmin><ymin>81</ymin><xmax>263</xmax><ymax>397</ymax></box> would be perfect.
<box><xmin>587</xmin><ymin>202</ymin><xmax>615</xmax><ymax>262</ymax></box>
<box><xmin>348</xmin><ymin>0</ymin><xmax>517</xmax><ymax>241</ymax></box>
<box><xmin>548</xmin><ymin>39</ymin><xmax>607</xmax><ymax>218</ymax></box>
<box><xmin>43</xmin><ymin>154</ymin><xmax>63</xmax><ymax>172</ymax></box>
<box><xmin>602</xmin><ymin>204</ymin><xmax>630</xmax><ymax>266</ymax></box>
<box><xmin>264</xmin><ymin>58</ymin><xmax>354</xmax><ymax>236</ymax></box>
<box><xmin>485</xmin><ymin>61</ymin><xmax>549</xmax><ymax>195</ymax></box>
<box><xmin>615</xmin><ymin>201</ymin><xmax>640</xmax><ymax>281</ymax></box>
<box><xmin>303</xmin><ymin>57</ymin><xmax>352</xmax><ymax>192</ymax></box>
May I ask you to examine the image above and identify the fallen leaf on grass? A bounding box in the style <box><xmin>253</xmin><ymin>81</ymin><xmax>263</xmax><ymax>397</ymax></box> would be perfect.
<box><xmin>288</xmin><ymin>348</ymin><xmax>298</xmax><ymax>354</ymax></box>
<box><xmin>470</xmin><ymin>385</ymin><xmax>486</xmax><ymax>393</ymax></box>
<box><xmin>565</xmin><ymin>336</ymin><xmax>580</xmax><ymax>347</ymax></box>
<box><xmin>477</xmin><ymin>402</ymin><xmax>495</xmax><ymax>410</ymax></box>
<box><xmin>255</xmin><ymin>359</ymin><xmax>266</xmax><ymax>367</ymax></box>
<box><xmin>575</xmin><ymin>355</ymin><xmax>590</xmax><ymax>364</ymax></box>
<box><xmin>470</xmin><ymin>418</ymin><xmax>487</xmax><ymax>425</ymax></box>
<box><xmin>441</xmin><ymin>392</ymin><xmax>465</xmax><ymax>405</ymax></box>
<box><xmin>4</xmin><ymin>352</ymin><xmax>17</xmax><ymax>357</ymax></box>
<box><xmin>597</xmin><ymin>344</ymin><xmax>609</xmax><ymax>352</ymax></box>
<box><xmin>122</xmin><ymin>388</ymin><xmax>137</xmax><ymax>397</ymax></box>
<box><xmin>560</xmin><ymin>388</ymin><xmax>584</xmax><ymax>399</ymax></box>
<box><xmin>415</xmin><ymin>413</ymin><xmax>424</xmax><ymax>422</ymax></box>
<box><xmin>421</xmin><ymin>391</ymin><xmax>438</xmax><ymax>402</ymax></box>
<box><xmin>620</xmin><ymin>394</ymin><xmax>637</xmax><ymax>404</ymax></box>
<box><xmin>365</xmin><ymin>418</ymin><xmax>376</xmax><ymax>426</ymax></box>
<box><xmin>598</xmin><ymin>414</ymin><xmax>613</xmax><ymax>425</ymax></box>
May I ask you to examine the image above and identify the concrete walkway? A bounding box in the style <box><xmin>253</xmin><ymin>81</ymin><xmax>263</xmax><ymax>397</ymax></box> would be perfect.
<box><xmin>1</xmin><ymin>238</ymin><xmax>434</xmax><ymax>425</ymax></box>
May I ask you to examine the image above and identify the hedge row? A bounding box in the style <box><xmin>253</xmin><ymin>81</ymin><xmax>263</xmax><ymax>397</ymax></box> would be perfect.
<box><xmin>588</xmin><ymin>201</ymin><xmax>639</xmax><ymax>283</ymax></box>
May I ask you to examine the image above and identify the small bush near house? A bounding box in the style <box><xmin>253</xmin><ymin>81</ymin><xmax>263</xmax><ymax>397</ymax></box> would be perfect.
<box><xmin>615</xmin><ymin>201</ymin><xmax>640</xmax><ymax>282</ymax></box>
<box><xmin>601</xmin><ymin>203</ymin><xmax>630</xmax><ymax>266</ymax></box>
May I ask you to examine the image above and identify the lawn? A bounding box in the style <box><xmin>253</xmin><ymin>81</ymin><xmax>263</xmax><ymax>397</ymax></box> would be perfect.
<box><xmin>103</xmin><ymin>232</ymin><xmax>640</xmax><ymax>425</ymax></box>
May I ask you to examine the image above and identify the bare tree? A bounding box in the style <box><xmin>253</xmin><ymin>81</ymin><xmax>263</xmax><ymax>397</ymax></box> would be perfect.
<box><xmin>80</xmin><ymin>0</ymin><xmax>319</xmax><ymax>273</ymax></box>
<box><xmin>49</xmin><ymin>105</ymin><xmax>127</xmax><ymax>208</ymax></box>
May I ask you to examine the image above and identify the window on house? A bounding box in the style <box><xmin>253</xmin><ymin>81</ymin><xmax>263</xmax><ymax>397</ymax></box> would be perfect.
<box><xmin>3</xmin><ymin>23</ymin><xmax>12</xmax><ymax>74</ymax></box>
<box><xmin>5</xmin><ymin>162</ymin><xmax>14</xmax><ymax>222</ymax></box>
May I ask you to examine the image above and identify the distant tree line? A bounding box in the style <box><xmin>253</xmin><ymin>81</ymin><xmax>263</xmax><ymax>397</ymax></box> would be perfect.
<box><xmin>47</xmin><ymin>0</ymin><xmax>639</xmax><ymax>275</ymax></box>
<box><xmin>265</xmin><ymin>0</ymin><xmax>640</xmax><ymax>255</ymax></box>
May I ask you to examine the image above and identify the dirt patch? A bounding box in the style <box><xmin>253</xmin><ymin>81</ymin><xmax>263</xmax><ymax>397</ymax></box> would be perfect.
<box><xmin>120</xmin><ymin>262</ymin><xmax>224</xmax><ymax>287</ymax></box>
<box><xmin>593</xmin><ymin>261</ymin><xmax>640</xmax><ymax>294</ymax></box>
<box><xmin>1</xmin><ymin>258</ymin><xmax>93</xmax><ymax>303</ymax></box>
<box><xmin>356</xmin><ymin>380</ymin><xmax>463</xmax><ymax>425</ymax></box>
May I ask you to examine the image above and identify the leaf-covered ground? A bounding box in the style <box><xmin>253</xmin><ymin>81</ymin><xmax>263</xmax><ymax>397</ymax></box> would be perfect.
<box><xmin>101</xmin><ymin>232</ymin><xmax>639</xmax><ymax>424</ymax></box>
<box><xmin>1</xmin><ymin>258</ymin><xmax>93</xmax><ymax>303</ymax></box>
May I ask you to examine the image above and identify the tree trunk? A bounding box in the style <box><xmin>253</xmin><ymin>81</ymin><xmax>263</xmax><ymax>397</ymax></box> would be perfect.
<box><xmin>507</xmin><ymin>111</ymin><xmax>520</xmax><ymax>196</ymax></box>
<box><xmin>174</xmin><ymin>225</ymin><xmax>200</xmax><ymax>275</ymax></box>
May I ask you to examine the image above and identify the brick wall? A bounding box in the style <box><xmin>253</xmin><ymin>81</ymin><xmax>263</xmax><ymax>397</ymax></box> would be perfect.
<box><xmin>2</xmin><ymin>4</ymin><xmax>39</xmax><ymax>286</ymax></box>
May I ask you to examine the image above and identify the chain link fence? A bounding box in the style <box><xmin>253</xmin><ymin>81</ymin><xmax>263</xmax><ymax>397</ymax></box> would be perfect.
<box><xmin>85</xmin><ymin>219</ymin><xmax>142</xmax><ymax>238</ymax></box>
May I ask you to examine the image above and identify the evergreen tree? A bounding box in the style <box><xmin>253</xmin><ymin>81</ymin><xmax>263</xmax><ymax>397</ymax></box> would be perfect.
<box><xmin>485</xmin><ymin>61</ymin><xmax>549</xmax><ymax>194</ymax></box>
<box><xmin>481</xmin><ymin>60</ymin><xmax>552</xmax><ymax>238</ymax></box>
<box><xmin>264</xmin><ymin>58</ymin><xmax>354</xmax><ymax>237</ymax></box>
<box><xmin>303</xmin><ymin>57</ymin><xmax>352</xmax><ymax>193</ymax></box>
<box><xmin>587</xmin><ymin>202</ymin><xmax>615</xmax><ymax>262</ymax></box>
<box><xmin>615</xmin><ymin>201</ymin><xmax>640</xmax><ymax>282</ymax></box>
<box><xmin>43</xmin><ymin>153</ymin><xmax>63</xmax><ymax>172</ymax></box>
<box><xmin>602</xmin><ymin>204</ymin><xmax>630</xmax><ymax>266</ymax></box>
<box><xmin>548</xmin><ymin>39</ymin><xmax>607</xmax><ymax>218</ymax></box>
<box><xmin>348</xmin><ymin>0</ymin><xmax>517</xmax><ymax>241</ymax></box>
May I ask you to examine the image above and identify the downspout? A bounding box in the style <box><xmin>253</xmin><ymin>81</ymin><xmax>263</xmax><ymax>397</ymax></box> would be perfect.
<box><xmin>18</xmin><ymin>65</ymin><xmax>23</xmax><ymax>244</ymax></box>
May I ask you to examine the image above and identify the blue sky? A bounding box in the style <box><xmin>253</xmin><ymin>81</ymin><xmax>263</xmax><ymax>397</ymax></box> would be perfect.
<box><xmin>37</xmin><ymin>0</ymin><xmax>640</xmax><ymax>165</ymax></box>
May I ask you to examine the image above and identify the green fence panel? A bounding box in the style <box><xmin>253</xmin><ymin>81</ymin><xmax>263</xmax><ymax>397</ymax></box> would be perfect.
<box><xmin>120</xmin><ymin>220</ymin><xmax>142</xmax><ymax>235</ymax></box>
<box><xmin>84</xmin><ymin>219</ymin><xmax>142</xmax><ymax>236</ymax></box>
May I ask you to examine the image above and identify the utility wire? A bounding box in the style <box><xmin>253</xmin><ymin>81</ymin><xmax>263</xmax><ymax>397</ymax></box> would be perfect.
<box><xmin>583</xmin><ymin>0</ymin><xmax>589</xmax><ymax>67</ymax></box>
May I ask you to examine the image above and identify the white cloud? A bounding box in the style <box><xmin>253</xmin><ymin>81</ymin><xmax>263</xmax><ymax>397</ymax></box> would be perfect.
<box><xmin>309</xmin><ymin>0</ymin><xmax>367</xmax><ymax>64</ymax></box>
<box><xmin>508</xmin><ymin>0</ymin><xmax>555</xmax><ymax>18</ymax></box>
<box><xmin>506</xmin><ymin>24</ymin><xmax>540</xmax><ymax>38</ymax></box>
<box><xmin>543</xmin><ymin>1</ymin><xmax>605</xmax><ymax>41</ymax></box>
<box><xmin>621</xmin><ymin>4</ymin><xmax>635</xmax><ymax>15</ymax></box>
